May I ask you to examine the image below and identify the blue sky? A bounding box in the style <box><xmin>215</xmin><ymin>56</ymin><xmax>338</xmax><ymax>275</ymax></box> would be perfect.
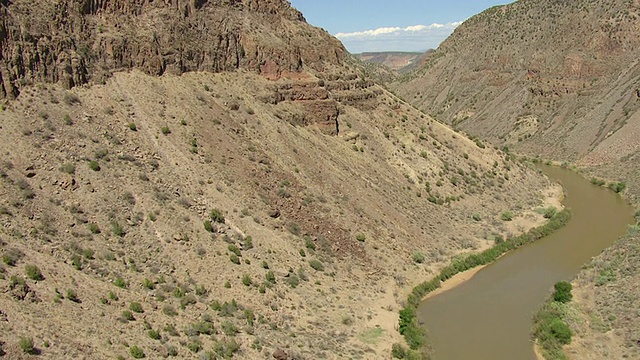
<box><xmin>289</xmin><ymin>0</ymin><xmax>514</xmax><ymax>53</ymax></box>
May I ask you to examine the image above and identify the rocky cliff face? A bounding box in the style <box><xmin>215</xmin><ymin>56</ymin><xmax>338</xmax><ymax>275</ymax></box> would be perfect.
<box><xmin>0</xmin><ymin>0</ymin><xmax>346</xmax><ymax>99</ymax></box>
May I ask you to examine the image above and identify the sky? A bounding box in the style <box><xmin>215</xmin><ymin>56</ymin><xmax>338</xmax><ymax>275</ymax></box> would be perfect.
<box><xmin>288</xmin><ymin>0</ymin><xmax>515</xmax><ymax>53</ymax></box>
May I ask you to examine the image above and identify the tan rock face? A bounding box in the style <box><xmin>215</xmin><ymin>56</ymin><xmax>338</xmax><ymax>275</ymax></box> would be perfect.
<box><xmin>0</xmin><ymin>0</ymin><xmax>346</xmax><ymax>99</ymax></box>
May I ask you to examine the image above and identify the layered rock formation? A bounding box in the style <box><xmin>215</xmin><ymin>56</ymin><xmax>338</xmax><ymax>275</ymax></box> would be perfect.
<box><xmin>0</xmin><ymin>0</ymin><xmax>346</xmax><ymax>99</ymax></box>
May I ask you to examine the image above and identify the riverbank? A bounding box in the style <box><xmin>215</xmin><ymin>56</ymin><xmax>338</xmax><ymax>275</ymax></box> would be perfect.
<box><xmin>406</xmin><ymin>164</ymin><xmax>634</xmax><ymax>359</ymax></box>
<box><xmin>396</xmin><ymin>205</ymin><xmax>572</xmax><ymax>357</ymax></box>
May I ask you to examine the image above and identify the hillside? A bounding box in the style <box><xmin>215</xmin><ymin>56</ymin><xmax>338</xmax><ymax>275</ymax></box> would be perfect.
<box><xmin>354</xmin><ymin>52</ymin><xmax>423</xmax><ymax>72</ymax></box>
<box><xmin>394</xmin><ymin>0</ymin><xmax>640</xmax><ymax>200</ymax></box>
<box><xmin>0</xmin><ymin>1</ymin><xmax>555</xmax><ymax>359</ymax></box>
<box><xmin>393</xmin><ymin>0</ymin><xmax>640</xmax><ymax>358</ymax></box>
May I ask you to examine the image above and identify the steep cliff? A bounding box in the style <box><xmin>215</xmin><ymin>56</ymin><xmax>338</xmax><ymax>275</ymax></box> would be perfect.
<box><xmin>0</xmin><ymin>0</ymin><xmax>346</xmax><ymax>99</ymax></box>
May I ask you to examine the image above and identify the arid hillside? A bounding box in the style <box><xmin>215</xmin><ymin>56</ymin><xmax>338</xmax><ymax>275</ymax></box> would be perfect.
<box><xmin>0</xmin><ymin>0</ymin><xmax>555</xmax><ymax>359</ymax></box>
<box><xmin>394</xmin><ymin>0</ymin><xmax>640</xmax><ymax>201</ymax></box>
<box><xmin>354</xmin><ymin>52</ymin><xmax>423</xmax><ymax>72</ymax></box>
<box><xmin>393</xmin><ymin>0</ymin><xmax>640</xmax><ymax>359</ymax></box>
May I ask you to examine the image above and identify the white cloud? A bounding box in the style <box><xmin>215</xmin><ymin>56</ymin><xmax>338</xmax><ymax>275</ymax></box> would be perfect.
<box><xmin>334</xmin><ymin>22</ymin><xmax>464</xmax><ymax>53</ymax></box>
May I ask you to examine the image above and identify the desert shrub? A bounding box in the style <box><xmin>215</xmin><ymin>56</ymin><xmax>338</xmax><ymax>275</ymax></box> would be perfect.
<box><xmin>230</xmin><ymin>254</ymin><xmax>240</xmax><ymax>265</ymax></box>
<box><xmin>195</xmin><ymin>284</ymin><xmax>207</xmax><ymax>296</ymax></box>
<box><xmin>356</xmin><ymin>233</ymin><xmax>366</xmax><ymax>242</ymax></box>
<box><xmin>148</xmin><ymin>329</ymin><xmax>161</xmax><ymax>340</ymax></box>
<box><xmin>2</xmin><ymin>253</ymin><xmax>18</xmax><ymax>266</ymax></box>
<box><xmin>412</xmin><ymin>252</ymin><xmax>425</xmax><ymax>264</ymax></box>
<box><xmin>286</xmin><ymin>222</ymin><xmax>301</xmax><ymax>235</ymax></box>
<box><xmin>265</xmin><ymin>271</ymin><xmax>276</xmax><ymax>284</ymax></box>
<box><xmin>228</xmin><ymin>244</ymin><xmax>241</xmax><ymax>256</ymax></box>
<box><xmin>309</xmin><ymin>259</ymin><xmax>324</xmax><ymax>271</ymax></box>
<box><xmin>88</xmin><ymin>160</ymin><xmax>101</xmax><ymax>171</ymax></box>
<box><xmin>66</xmin><ymin>289</ymin><xmax>80</xmax><ymax>303</ymax></box>
<box><xmin>59</xmin><ymin>163</ymin><xmax>75</xmax><ymax>174</ymax></box>
<box><xmin>130</xmin><ymin>302</ymin><xmax>144</xmax><ymax>313</ymax></box>
<box><xmin>472</xmin><ymin>213</ymin><xmax>482</xmax><ymax>221</ymax></box>
<box><xmin>111</xmin><ymin>221</ymin><xmax>125</xmax><ymax>237</ymax></box>
<box><xmin>221</xmin><ymin>320</ymin><xmax>238</xmax><ymax>336</ymax></box>
<box><xmin>128</xmin><ymin>123</ymin><xmax>137</xmax><ymax>131</ymax></box>
<box><xmin>120</xmin><ymin>310</ymin><xmax>135</xmax><ymax>322</ymax></box>
<box><xmin>163</xmin><ymin>305</ymin><xmax>177</xmax><ymax>316</ymax></box>
<box><xmin>129</xmin><ymin>345</ymin><xmax>145</xmax><ymax>358</ymax></box>
<box><xmin>204</xmin><ymin>220</ymin><xmax>214</xmax><ymax>233</ymax></box>
<box><xmin>210</xmin><ymin>208</ymin><xmax>225</xmax><ymax>223</ymax></box>
<box><xmin>88</xmin><ymin>222</ymin><xmax>101</xmax><ymax>234</ymax></box>
<box><xmin>242</xmin><ymin>274</ymin><xmax>252</xmax><ymax>286</ymax></box>
<box><xmin>25</xmin><ymin>264</ymin><xmax>44</xmax><ymax>281</ymax></box>
<box><xmin>304</xmin><ymin>237</ymin><xmax>316</xmax><ymax>250</ymax></box>
<box><xmin>391</xmin><ymin>343</ymin><xmax>407</xmax><ymax>359</ymax></box>
<box><xmin>161</xmin><ymin>126</ymin><xmax>171</xmax><ymax>135</ymax></box>
<box><xmin>18</xmin><ymin>336</ymin><xmax>35</xmax><ymax>354</ymax></box>
<box><xmin>180</xmin><ymin>294</ymin><xmax>197</xmax><ymax>309</ymax></box>
<box><xmin>500</xmin><ymin>210</ymin><xmax>514</xmax><ymax>221</ymax></box>
<box><xmin>285</xmin><ymin>274</ymin><xmax>300</xmax><ymax>288</ymax></box>
<box><xmin>243</xmin><ymin>236</ymin><xmax>253</xmax><ymax>249</ymax></box>
<box><xmin>114</xmin><ymin>277</ymin><xmax>127</xmax><ymax>288</ymax></box>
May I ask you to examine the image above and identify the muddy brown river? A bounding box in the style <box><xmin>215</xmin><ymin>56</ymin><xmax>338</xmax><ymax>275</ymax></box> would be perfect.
<box><xmin>418</xmin><ymin>165</ymin><xmax>635</xmax><ymax>360</ymax></box>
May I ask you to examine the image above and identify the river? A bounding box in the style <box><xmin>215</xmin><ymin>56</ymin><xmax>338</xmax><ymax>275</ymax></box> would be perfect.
<box><xmin>418</xmin><ymin>165</ymin><xmax>635</xmax><ymax>360</ymax></box>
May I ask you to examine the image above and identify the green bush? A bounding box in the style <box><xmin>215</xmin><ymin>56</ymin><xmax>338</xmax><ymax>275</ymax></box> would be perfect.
<box><xmin>114</xmin><ymin>277</ymin><xmax>127</xmax><ymax>288</ymax></box>
<box><xmin>228</xmin><ymin>244</ymin><xmax>241</xmax><ymax>256</ymax></box>
<box><xmin>88</xmin><ymin>160</ymin><xmax>101</xmax><ymax>171</ymax></box>
<box><xmin>148</xmin><ymin>329</ymin><xmax>161</xmax><ymax>340</ymax></box>
<box><xmin>204</xmin><ymin>220</ymin><xmax>214</xmax><ymax>232</ymax></box>
<box><xmin>356</xmin><ymin>233</ymin><xmax>366</xmax><ymax>242</ymax></box>
<box><xmin>210</xmin><ymin>208</ymin><xmax>225</xmax><ymax>223</ymax></box>
<box><xmin>501</xmin><ymin>210</ymin><xmax>513</xmax><ymax>221</ymax></box>
<box><xmin>309</xmin><ymin>259</ymin><xmax>324</xmax><ymax>271</ymax></box>
<box><xmin>552</xmin><ymin>281</ymin><xmax>572</xmax><ymax>303</ymax></box>
<box><xmin>412</xmin><ymin>252</ymin><xmax>425</xmax><ymax>264</ymax></box>
<box><xmin>129</xmin><ymin>345</ymin><xmax>145</xmax><ymax>358</ymax></box>
<box><xmin>285</xmin><ymin>274</ymin><xmax>300</xmax><ymax>288</ymax></box>
<box><xmin>66</xmin><ymin>289</ymin><xmax>80</xmax><ymax>303</ymax></box>
<box><xmin>18</xmin><ymin>336</ymin><xmax>35</xmax><ymax>354</ymax></box>
<box><xmin>88</xmin><ymin>222</ymin><xmax>101</xmax><ymax>234</ymax></box>
<box><xmin>242</xmin><ymin>274</ymin><xmax>252</xmax><ymax>286</ymax></box>
<box><xmin>221</xmin><ymin>320</ymin><xmax>238</xmax><ymax>336</ymax></box>
<box><xmin>161</xmin><ymin>126</ymin><xmax>171</xmax><ymax>135</ymax></box>
<box><xmin>25</xmin><ymin>264</ymin><xmax>44</xmax><ymax>281</ymax></box>
<box><xmin>111</xmin><ymin>221</ymin><xmax>125</xmax><ymax>237</ymax></box>
<box><xmin>130</xmin><ymin>302</ymin><xmax>144</xmax><ymax>313</ymax></box>
<box><xmin>128</xmin><ymin>123</ymin><xmax>137</xmax><ymax>131</ymax></box>
<box><xmin>391</xmin><ymin>343</ymin><xmax>407</xmax><ymax>359</ymax></box>
<box><xmin>549</xmin><ymin>318</ymin><xmax>572</xmax><ymax>344</ymax></box>
<box><xmin>609</xmin><ymin>182</ymin><xmax>626</xmax><ymax>193</ymax></box>
<box><xmin>265</xmin><ymin>271</ymin><xmax>276</xmax><ymax>284</ymax></box>
<box><xmin>230</xmin><ymin>254</ymin><xmax>240</xmax><ymax>265</ymax></box>
<box><xmin>121</xmin><ymin>310</ymin><xmax>135</xmax><ymax>322</ymax></box>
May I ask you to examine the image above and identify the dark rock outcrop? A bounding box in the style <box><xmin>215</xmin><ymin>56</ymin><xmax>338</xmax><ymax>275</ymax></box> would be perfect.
<box><xmin>0</xmin><ymin>0</ymin><xmax>346</xmax><ymax>99</ymax></box>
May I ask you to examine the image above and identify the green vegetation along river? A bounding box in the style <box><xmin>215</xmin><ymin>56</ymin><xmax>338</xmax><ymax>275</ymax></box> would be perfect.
<box><xmin>418</xmin><ymin>165</ymin><xmax>635</xmax><ymax>360</ymax></box>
